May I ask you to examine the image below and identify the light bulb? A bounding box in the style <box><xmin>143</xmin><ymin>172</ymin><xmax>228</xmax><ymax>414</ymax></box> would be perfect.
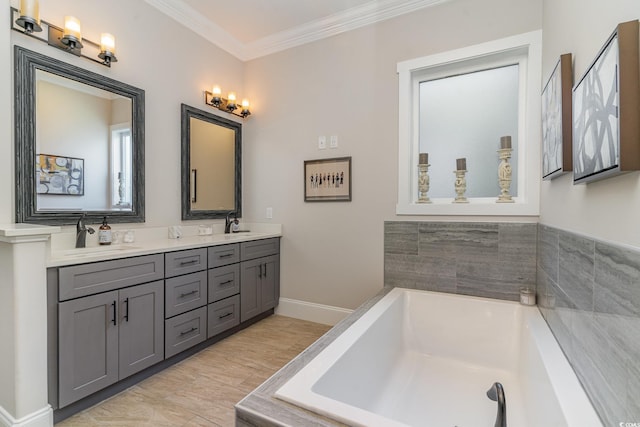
<box><xmin>100</xmin><ymin>33</ymin><xmax>116</xmax><ymax>54</ymax></box>
<box><xmin>63</xmin><ymin>16</ymin><xmax>82</xmax><ymax>43</ymax></box>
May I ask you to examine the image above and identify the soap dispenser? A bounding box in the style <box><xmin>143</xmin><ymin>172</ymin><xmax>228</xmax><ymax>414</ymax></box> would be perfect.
<box><xmin>98</xmin><ymin>216</ymin><xmax>112</xmax><ymax>245</ymax></box>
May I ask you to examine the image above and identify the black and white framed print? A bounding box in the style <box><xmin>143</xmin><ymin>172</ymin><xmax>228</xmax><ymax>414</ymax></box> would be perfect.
<box><xmin>542</xmin><ymin>53</ymin><xmax>572</xmax><ymax>180</ymax></box>
<box><xmin>304</xmin><ymin>157</ymin><xmax>352</xmax><ymax>202</ymax></box>
<box><xmin>572</xmin><ymin>20</ymin><xmax>640</xmax><ymax>184</ymax></box>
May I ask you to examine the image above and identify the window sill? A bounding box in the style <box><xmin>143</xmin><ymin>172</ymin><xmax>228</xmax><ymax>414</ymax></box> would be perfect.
<box><xmin>396</xmin><ymin>198</ymin><xmax>539</xmax><ymax>216</ymax></box>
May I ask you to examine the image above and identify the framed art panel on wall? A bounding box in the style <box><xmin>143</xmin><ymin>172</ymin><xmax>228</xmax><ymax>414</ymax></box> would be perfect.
<box><xmin>304</xmin><ymin>157</ymin><xmax>352</xmax><ymax>202</ymax></box>
<box><xmin>542</xmin><ymin>53</ymin><xmax>573</xmax><ymax>180</ymax></box>
<box><xmin>572</xmin><ymin>20</ymin><xmax>640</xmax><ymax>184</ymax></box>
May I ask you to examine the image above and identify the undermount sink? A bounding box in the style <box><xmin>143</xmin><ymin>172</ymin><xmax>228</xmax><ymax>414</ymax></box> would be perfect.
<box><xmin>224</xmin><ymin>232</ymin><xmax>259</xmax><ymax>239</ymax></box>
<box><xmin>57</xmin><ymin>245</ymin><xmax>143</xmax><ymax>257</ymax></box>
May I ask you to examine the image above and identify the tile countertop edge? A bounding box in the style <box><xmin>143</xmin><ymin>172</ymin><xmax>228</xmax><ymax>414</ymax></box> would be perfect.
<box><xmin>46</xmin><ymin>231</ymin><xmax>282</xmax><ymax>267</ymax></box>
<box><xmin>235</xmin><ymin>286</ymin><xmax>393</xmax><ymax>427</ymax></box>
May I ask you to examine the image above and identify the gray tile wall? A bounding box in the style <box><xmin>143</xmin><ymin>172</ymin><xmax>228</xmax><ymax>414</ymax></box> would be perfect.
<box><xmin>384</xmin><ymin>221</ymin><xmax>537</xmax><ymax>301</ymax></box>
<box><xmin>537</xmin><ymin>224</ymin><xmax>640</xmax><ymax>425</ymax></box>
<box><xmin>385</xmin><ymin>221</ymin><xmax>640</xmax><ymax>424</ymax></box>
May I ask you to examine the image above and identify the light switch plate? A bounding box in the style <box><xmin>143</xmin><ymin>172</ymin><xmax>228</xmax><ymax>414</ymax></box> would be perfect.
<box><xmin>318</xmin><ymin>136</ymin><xmax>327</xmax><ymax>150</ymax></box>
<box><xmin>330</xmin><ymin>135</ymin><xmax>338</xmax><ymax>148</ymax></box>
<box><xmin>266</xmin><ymin>207</ymin><xmax>273</xmax><ymax>219</ymax></box>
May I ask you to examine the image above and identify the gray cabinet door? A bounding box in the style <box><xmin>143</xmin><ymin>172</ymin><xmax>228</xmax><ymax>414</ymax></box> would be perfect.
<box><xmin>165</xmin><ymin>306</ymin><xmax>207</xmax><ymax>358</ymax></box>
<box><xmin>260</xmin><ymin>255</ymin><xmax>280</xmax><ymax>311</ymax></box>
<box><xmin>208</xmin><ymin>295</ymin><xmax>240</xmax><ymax>338</ymax></box>
<box><xmin>58</xmin><ymin>254</ymin><xmax>164</xmax><ymax>301</ymax></box>
<box><xmin>165</xmin><ymin>271</ymin><xmax>207</xmax><ymax>318</ymax></box>
<box><xmin>208</xmin><ymin>263</ymin><xmax>240</xmax><ymax>303</ymax></box>
<box><xmin>208</xmin><ymin>243</ymin><xmax>240</xmax><ymax>268</ymax></box>
<box><xmin>165</xmin><ymin>248</ymin><xmax>207</xmax><ymax>278</ymax></box>
<box><xmin>240</xmin><ymin>258</ymin><xmax>261</xmax><ymax>322</ymax></box>
<box><xmin>118</xmin><ymin>280</ymin><xmax>164</xmax><ymax>379</ymax></box>
<box><xmin>240</xmin><ymin>255</ymin><xmax>280</xmax><ymax>322</ymax></box>
<box><xmin>240</xmin><ymin>238</ymin><xmax>279</xmax><ymax>261</ymax></box>
<box><xmin>58</xmin><ymin>290</ymin><xmax>119</xmax><ymax>408</ymax></box>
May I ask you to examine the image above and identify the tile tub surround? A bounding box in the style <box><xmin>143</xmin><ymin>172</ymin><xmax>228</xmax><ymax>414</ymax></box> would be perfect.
<box><xmin>537</xmin><ymin>224</ymin><xmax>640</xmax><ymax>425</ymax></box>
<box><xmin>384</xmin><ymin>221</ymin><xmax>537</xmax><ymax>301</ymax></box>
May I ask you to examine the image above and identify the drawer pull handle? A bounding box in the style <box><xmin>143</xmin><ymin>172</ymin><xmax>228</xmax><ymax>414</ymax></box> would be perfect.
<box><xmin>124</xmin><ymin>298</ymin><xmax>129</xmax><ymax>322</ymax></box>
<box><xmin>179</xmin><ymin>327</ymin><xmax>198</xmax><ymax>336</ymax></box>
<box><xmin>179</xmin><ymin>259</ymin><xmax>199</xmax><ymax>266</ymax></box>
<box><xmin>263</xmin><ymin>263</ymin><xmax>267</xmax><ymax>278</ymax></box>
<box><xmin>179</xmin><ymin>290</ymin><xmax>198</xmax><ymax>298</ymax></box>
<box><xmin>258</xmin><ymin>264</ymin><xmax>263</xmax><ymax>278</ymax></box>
<box><xmin>220</xmin><ymin>279</ymin><xmax>234</xmax><ymax>286</ymax></box>
<box><xmin>218</xmin><ymin>253</ymin><xmax>234</xmax><ymax>258</ymax></box>
<box><xmin>218</xmin><ymin>312</ymin><xmax>233</xmax><ymax>319</ymax></box>
<box><xmin>111</xmin><ymin>301</ymin><xmax>117</xmax><ymax>326</ymax></box>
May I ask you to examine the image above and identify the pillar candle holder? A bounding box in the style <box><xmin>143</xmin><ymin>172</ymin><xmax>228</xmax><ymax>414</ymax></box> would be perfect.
<box><xmin>417</xmin><ymin>163</ymin><xmax>431</xmax><ymax>203</ymax></box>
<box><xmin>497</xmin><ymin>148</ymin><xmax>514</xmax><ymax>203</ymax></box>
<box><xmin>453</xmin><ymin>169</ymin><xmax>468</xmax><ymax>203</ymax></box>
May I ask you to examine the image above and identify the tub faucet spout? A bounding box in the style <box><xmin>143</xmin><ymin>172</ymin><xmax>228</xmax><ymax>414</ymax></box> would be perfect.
<box><xmin>487</xmin><ymin>382</ymin><xmax>506</xmax><ymax>427</ymax></box>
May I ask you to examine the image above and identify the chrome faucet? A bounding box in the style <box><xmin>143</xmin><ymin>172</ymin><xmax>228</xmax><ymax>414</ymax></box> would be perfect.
<box><xmin>224</xmin><ymin>211</ymin><xmax>236</xmax><ymax>234</ymax></box>
<box><xmin>487</xmin><ymin>382</ymin><xmax>506</xmax><ymax>427</ymax></box>
<box><xmin>75</xmin><ymin>213</ymin><xmax>95</xmax><ymax>248</ymax></box>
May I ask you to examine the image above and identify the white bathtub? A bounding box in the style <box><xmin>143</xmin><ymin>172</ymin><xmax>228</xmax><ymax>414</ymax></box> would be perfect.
<box><xmin>275</xmin><ymin>288</ymin><xmax>602</xmax><ymax>427</ymax></box>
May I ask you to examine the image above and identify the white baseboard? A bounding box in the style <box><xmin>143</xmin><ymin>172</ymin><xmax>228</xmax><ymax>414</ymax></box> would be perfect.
<box><xmin>0</xmin><ymin>405</ymin><xmax>52</xmax><ymax>427</ymax></box>
<box><xmin>275</xmin><ymin>298</ymin><xmax>353</xmax><ymax>326</ymax></box>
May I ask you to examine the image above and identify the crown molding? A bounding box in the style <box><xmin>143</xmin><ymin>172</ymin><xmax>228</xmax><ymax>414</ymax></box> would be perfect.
<box><xmin>146</xmin><ymin>0</ymin><xmax>449</xmax><ymax>61</ymax></box>
<box><xmin>145</xmin><ymin>0</ymin><xmax>246</xmax><ymax>59</ymax></box>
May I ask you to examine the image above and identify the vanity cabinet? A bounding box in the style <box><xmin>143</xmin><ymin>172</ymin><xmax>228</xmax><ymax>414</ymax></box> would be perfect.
<box><xmin>240</xmin><ymin>239</ymin><xmax>280</xmax><ymax>322</ymax></box>
<box><xmin>207</xmin><ymin>244</ymin><xmax>241</xmax><ymax>338</ymax></box>
<box><xmin>164</xmin><ymin>248</ymin><xmax>208</xmax><ymax>358</ymax></box>
<box><xmin>49</xmin><ymin>236</ymin><xmax>280</xmax><ymax>414</ymax></box>
<box><xmin>58</xmin><ymin>279</ymin><xmax>164</xmax><ymax>408</ymax></box>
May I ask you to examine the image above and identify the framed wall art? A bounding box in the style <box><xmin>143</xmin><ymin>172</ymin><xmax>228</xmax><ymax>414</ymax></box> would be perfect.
<box><xmin>36</xmin><ymin>153</ymin><xmax>84</xmax><ymax>195</ymax></box>
<box><xmin>304</xmin><ymin>157</ymin><xmax>352</xmax><ymax>202</ymax></box>
<box><xmin>542</xmin><ymin>53</ymin><xmax>573</xmax><ymax>180</ymax></box>
<box><xmin>572</xmin><ymin>20</ymin><xmax>640</xmax><ymax>184</ymax></box>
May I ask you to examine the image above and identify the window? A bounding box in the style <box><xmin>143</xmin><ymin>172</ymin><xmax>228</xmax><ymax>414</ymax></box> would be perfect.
<box><xmin>110</xmin><ymin>123</ymin><xmax>132</xmax><ymax>209</ymax></box>
<box><xmin>396</xmin><ymin>31</ymin><xmax>542</xmax><ymax>215</ymax></box>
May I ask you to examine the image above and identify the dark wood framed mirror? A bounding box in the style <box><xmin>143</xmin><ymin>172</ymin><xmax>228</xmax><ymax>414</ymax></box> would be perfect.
<box><xmin>14</xmin><ymin>46</ymin><xmax>145</xmax><ymax>225</ymax></box>
<box><xmin>181</xmin><ymin>104</ymin><xmax>241</xmax><ymax>220</ymax></box>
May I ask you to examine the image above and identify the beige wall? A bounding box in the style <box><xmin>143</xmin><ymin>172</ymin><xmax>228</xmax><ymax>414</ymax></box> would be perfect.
<box><xmin>1</xmin><ymin>4</ymin><xmax>12</xmax><ymax>223</ymax></box>
<box><xmin>1</xmin><ymin>0</ymin><xmax>244</xmax><ymax>226</ymax></box>
<box><xmin>540</xmin><ymin>0</ymin><xmax>640</xmax><ymax>246</ymax></box>
<box><xmin>244</xmin><ymin>0</ymin><xmax>543</xmax><ymax>309</ymax></box>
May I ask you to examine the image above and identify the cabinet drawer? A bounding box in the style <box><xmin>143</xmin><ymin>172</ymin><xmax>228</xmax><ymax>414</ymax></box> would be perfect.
<box><xmin>165</xmin><ymin>248</ymin><xmax>207</xmax><ymax>278</ymax></box>
<box><xmin>58</xmin><ymin>254</ymin><xmax>164</xmax><ymax>301</ymax></box>
<box><xmin>165</xmin><ymin>271</ymin><xmax>207</xmax><ymax>318</ymax></box>
<box><xmin>208</xmin><ymin>295</ymin><xmax>240</xmax><ymax>338</ymax></box>
<box><xmin>240</xmin><ymin>238</ymin><xmax>280</xmax><ymax>261</ymax></box>
<box><xmin>208</xmin><ymin>264</ymin><xmax>240</xmax><ymax>303</ymax></box>
<box><xmin>208</xmin><ymin>244</ymin><xmax>240</xmax><ymax>268</ymax></box>
<box><xmin>165</xmin><ymin>306</ymin><xmax>207</xmax><ymax>358</ymax></box>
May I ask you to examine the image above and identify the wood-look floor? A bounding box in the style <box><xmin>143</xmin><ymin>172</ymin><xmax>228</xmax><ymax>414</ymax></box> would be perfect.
<box><xmin>56</xmin><ymin>315</ymin><xmax>332</xmax><ymax>427</ymax></box>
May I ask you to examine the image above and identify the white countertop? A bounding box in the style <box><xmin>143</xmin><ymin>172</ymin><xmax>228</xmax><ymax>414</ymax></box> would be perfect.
<box><xmin>47</xmin><ymin>223</ymin><xmax>281</xmax><ymax>267</ymax></box>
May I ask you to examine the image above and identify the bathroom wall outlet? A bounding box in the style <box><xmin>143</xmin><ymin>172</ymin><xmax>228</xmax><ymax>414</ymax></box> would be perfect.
<box><xmin>318</xmin><ymin>136</ymin><xmax>327</xmax><ymax>150</ymax></box>
<box><xmin>330</xmin><ymin>135</ymin><xmax>338</xmax><ymax>148</ymax></box>
<box><xmin>266</xmin><ymin>207</ymin><xmax>273</xmax><ymax>219</ymax></box>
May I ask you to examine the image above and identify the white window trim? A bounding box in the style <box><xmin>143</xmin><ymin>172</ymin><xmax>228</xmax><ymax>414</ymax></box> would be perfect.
<box><xmin>396</xmin><ymin>30</ymin><xmax>542</xmax><ymax>216</ymax></box>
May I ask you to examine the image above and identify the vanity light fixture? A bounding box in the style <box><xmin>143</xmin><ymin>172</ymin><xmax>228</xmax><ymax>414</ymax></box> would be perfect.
<box><xmin>10</xmin><ymin>3</ymin><xmax>119</xmax><ymax>67</ymax></box>
<box><xmin>15</xmin><ymin>0</ymin><xmax>42</xmax><ymax>33</ymax></box>
<box><xmin>98</xmin><ymin>33</ymin><xmax>118</xmax><ymax>66</ymax></box>
<box><xmin>204</xmin><ymin>87</ymin><xmax>252</xmax><ymax>118</ymax></box>
<box><xmin>60</xmin><ymin>16</ymin><xmax>83</xmax><ymax>50</ymax></box>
